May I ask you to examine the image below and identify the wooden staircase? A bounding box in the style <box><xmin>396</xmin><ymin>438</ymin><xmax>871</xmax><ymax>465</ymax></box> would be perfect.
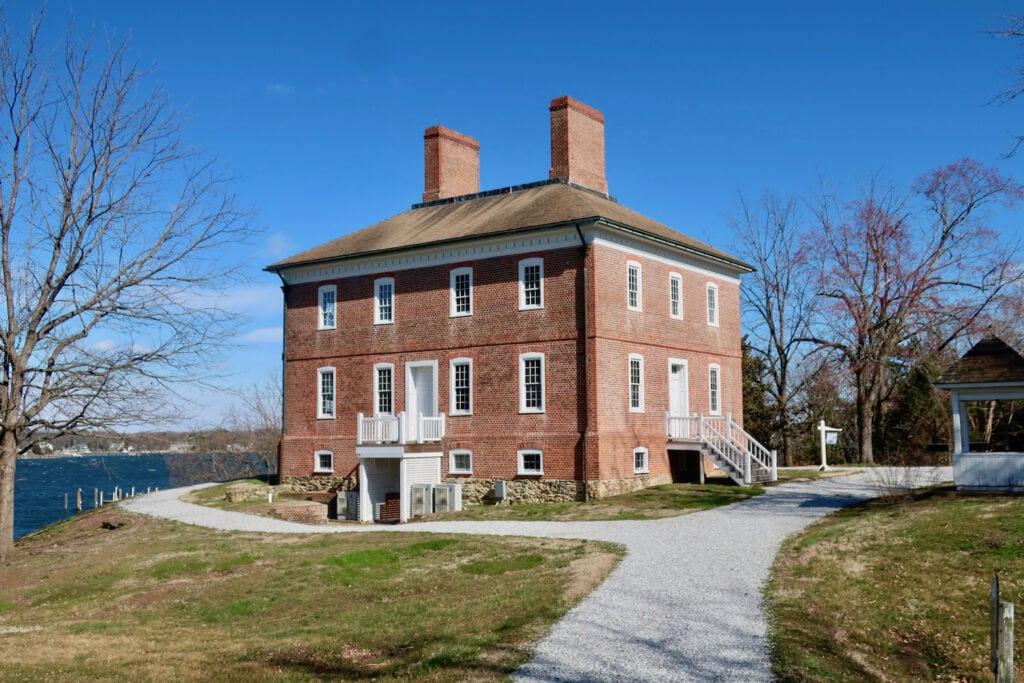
<box><xmin>665</xmin><ymin>413</ymin><xmax>777</xmax><ymax>487</ymax></box>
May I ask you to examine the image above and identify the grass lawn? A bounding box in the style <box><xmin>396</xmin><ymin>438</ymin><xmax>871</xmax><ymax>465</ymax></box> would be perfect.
<box><xmin>0</xmin><ymin>506</ymin><xmax>621</xmax><ymax>681</ymax></box>
<box><xmin>768</xmin><ymin>486</ymin><xmax>1024</xmax><ymax>682</ymax></box>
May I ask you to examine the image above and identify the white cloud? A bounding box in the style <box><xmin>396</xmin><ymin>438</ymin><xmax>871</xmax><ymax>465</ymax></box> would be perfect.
<box><xmin>265</xmin><ymin>82</ymin><xmax>294</xmax><ymax>95</ymax></box>
<box><xmin>240</xmin><ymin>326</ymin><xmax>282</xmax><ymax>343</ymax></box>
<box><xmin>261</xmin><ymin>231</ymin><xmax>297</xmax><ymax>260</ymax></box>
<box><xmin>89</xmin><ymin>339</ymin><xmax>118</xmax><ymax>353</ymax></box>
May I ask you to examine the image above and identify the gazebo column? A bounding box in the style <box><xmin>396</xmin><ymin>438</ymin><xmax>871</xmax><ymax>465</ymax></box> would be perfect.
<box><xmin>950</xmin><ymin>390</ymin><xmax>970</xmax><ymax>456</ymax></box>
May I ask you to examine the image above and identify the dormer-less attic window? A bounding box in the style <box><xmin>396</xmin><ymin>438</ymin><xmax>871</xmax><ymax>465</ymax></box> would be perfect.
<box><xmin>318</xmin><ymin>285</ymin><xmax>336</xmax><ymax>330</ymax></box>
<box><xmin>519</xmin><ymin>258</ymin><xmax>544</xmax><ymax>310</ymax></box>
<box><xmin>375</xmin><ymin>277</ymin><xmax>394</xmax><ymax>324</ymax></box>
<box><xmin>450</xmin><ymin>267</ymin><xmax>472</xmax><ymax>317</ymax></box>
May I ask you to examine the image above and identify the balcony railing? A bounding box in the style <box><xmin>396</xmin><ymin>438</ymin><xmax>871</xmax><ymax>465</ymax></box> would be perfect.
<box><xmin>357</xmin><ymin>411</ymin><xmax>446</xmax><ymax>445</ymax></box>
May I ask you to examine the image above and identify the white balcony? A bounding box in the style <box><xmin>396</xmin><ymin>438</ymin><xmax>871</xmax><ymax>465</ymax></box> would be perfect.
<box><xmin>357</xmin><ymin>411</ymin><xmax>446</xmax><ymax>445</ymax></box>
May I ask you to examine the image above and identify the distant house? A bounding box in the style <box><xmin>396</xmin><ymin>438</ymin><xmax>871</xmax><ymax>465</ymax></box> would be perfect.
<box><xmin>266</xmin><ymin>96</ymin><xmax>775</xmax><ymax>522</ymax></box>
<box><xmin>935</xmin><ymin>335</ymin><xmax>1024</xmax><ymax>490</ymax></box>
<box><xmin>168</xmin><ymin>442</ymin><xmax>193</xmax><ymax>453</ymax></box>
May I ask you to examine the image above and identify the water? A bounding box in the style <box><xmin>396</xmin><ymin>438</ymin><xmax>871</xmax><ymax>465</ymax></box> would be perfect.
<box><xmin>14</xmin><ymin>453</ymin><xmax>273</xmax><ymax>540</ymax></box>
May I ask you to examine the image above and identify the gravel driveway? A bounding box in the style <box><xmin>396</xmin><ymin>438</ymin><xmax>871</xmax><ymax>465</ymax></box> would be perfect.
<box><xmin>121</xmin><ymin>467</ymin><xmax>951</xmax><ymax>682</ymax></box>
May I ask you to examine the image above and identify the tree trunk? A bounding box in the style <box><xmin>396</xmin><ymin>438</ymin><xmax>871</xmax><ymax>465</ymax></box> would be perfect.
<box><xmin>856</xmin><ymin>372</ymin><xmax>876</xmax><ymax>464</ymax></box>
<box><xmin>782</xmin><ymin>428</ymin><xmax>794</xmax><ymax>467</ymax></box>
<box><xmin>0</xmin><ymin>432</ymin><xmax>17</xmax><ymax>564</ymax></box>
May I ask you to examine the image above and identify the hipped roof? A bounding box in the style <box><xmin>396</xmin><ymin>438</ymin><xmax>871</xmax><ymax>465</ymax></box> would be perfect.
<box><xmin>935</xmin><ymin>336</ymin><xmax>1024</xmax><ymax>386</ymax></box>
<box><xmin>267</xmin><ymin>180</ymin><xmax>751</xmax><ymax>272</ymax></box>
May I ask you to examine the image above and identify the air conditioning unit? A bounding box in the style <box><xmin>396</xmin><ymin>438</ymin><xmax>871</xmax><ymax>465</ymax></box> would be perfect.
<box><xmin>344</xmin><ymin>491</ymin><xmax>360</xmax><ymax>521</ymax></box>
<box><xmin>432</xmin><ymin>483</ymin><xmax>462</xmax><ymax>513</ymax></box>
<box><xmin>410</xmin><ymin>484</ymin><xmax>432</xmax><ymax>517</ymax></box>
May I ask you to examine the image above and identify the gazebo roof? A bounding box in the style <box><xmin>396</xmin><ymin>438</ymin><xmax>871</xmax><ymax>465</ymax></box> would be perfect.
<box><xmin>935</xmin><ymin>336</ymin><xmax>1024</xmax><ymax>387</ymax></box>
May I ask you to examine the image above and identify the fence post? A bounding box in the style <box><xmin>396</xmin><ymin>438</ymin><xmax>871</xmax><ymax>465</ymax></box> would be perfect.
<box><xmin>76</xmin><ymin>488</ymin><xmax>82</xmax><ymax>513</ymax></box>
<box><xmin>998</xmin><ymin>601</ymin><xmax>1015</xmax><ymax>683</ymax></box>
<box><xmin>993</xmin><ymin>573</ymin><xmax>1000</xmax><ymax>673</ymax></box>
<box><xmin>64</xmin><ymin>493</ymin><xmax>68</xmax><ymax>512</ymax></box>
<box><xmin>356</xmin><ymin>413</ymin><xmax>364</xmax><ymax>445</ymax></box>
<box><xmin>744</xmin><ymin>450</ymin><xmax>752</xmax><ymax>485</ymax></box>
<box><xmin>771</xmin><ymin>450</ymin><xmax>778</xmax><ymax>481</ymax></box>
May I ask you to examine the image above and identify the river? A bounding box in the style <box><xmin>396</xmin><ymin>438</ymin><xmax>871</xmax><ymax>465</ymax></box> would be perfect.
<box><xmin>14</xmin><ymin>452</ymin><xmax>273</xmax><ymax>540</ymax></box>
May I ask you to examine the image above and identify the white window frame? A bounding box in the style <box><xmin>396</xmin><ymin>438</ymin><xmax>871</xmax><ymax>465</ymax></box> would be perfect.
<box><xmin>449</xmin><ymin>449</ymin><xmax>473</xmax><ymax>475</ymax></box>
<box><xmin>628</xmin><ymin>353</ymin><xmax>645</xmax><ymax>413</ymax></box>
<box><xmin>518</xmin><ymin>257</ymin><xmax>544</xmax><ymax>310</ymax></box>
<box><xmin>374</xmin><ymin>277</ymin><xmax>395</xmax><ymax>325</ymax></box>
<box><xmin>449</xmin><ymin>357</ymin><xmax>473</xmax><ymax>415</ymax></box>
<box><xmin>317</xmin><ymin>367</ymin><xmax>336</xmax><ymax>419</ymax></box>
<box><xmin>318</xmin><ymin>284</ymin><xmax>337</xmax><ymax>330</ymax></box>
<box><xmin>519</xmin><ymin>352</ymin><xmax>545</xmax><ymax>414</ymax></box>
<box><xmin>627</xmin><ymin>261</ymin><xmax>642</xmax><ymax>311</ymax></box>
<box><xmin>633</xmin><ymin>447</ymin><xmax>649</xmax><ymax>475</ymax></box>
<box><xmin>517</xmin><ymin>449</ymin><xmax>544</xmax><ymax>476</ymax></box>
<box><xmin>450</xmin><ymin>267</ymin><xmax>473</xmax><ymax>317</ymax></box>
<box><xmin>706</xmin><ymin>282</ymin><xmax>719</xmax><ymax>327</ymax></box>
<box><xmin>374</xmin><ymin>362</ymin><xmax>395</xmax><ymax>416</ymax></box>
<box><xmin>709</xmin><ymin>364</ymin><xmax>721</xmax><ymax>415</ymax></box>
<box><xmin>669</xmin><ymin>272</ymin><xmax>683</xmax><ymax>320</ymax></box>
<box><xmin>314</xmin><ymin>450</ymin><xmax>334</xmax><ymax>474</ymax></box>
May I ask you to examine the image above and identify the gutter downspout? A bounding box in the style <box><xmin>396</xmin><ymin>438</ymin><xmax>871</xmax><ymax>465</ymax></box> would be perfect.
<box><xmin>274</xmin><ymin>272</ymin><xmax>288</xmax><ymax>483</ymax></box>
<box><xmin>575</xmin><ymin>223</ymin><xmax>591</xmax><ymax>502</ymax></box>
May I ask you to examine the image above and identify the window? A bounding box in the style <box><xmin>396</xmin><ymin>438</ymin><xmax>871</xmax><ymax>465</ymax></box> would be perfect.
<box><xmin>629</xmin><ymin>354</ymin><xmax>645</xmax><ymax>412</ymax></box>
<box><xmin>709</xmin><ymin>364</ymin><xmax>721</xmax><ymax>415</ymax></box>
<box><xmin>633</xmin><ymin>447</ymin><xmax>649</xmax><ymax>474</ymax></box>
<box><xmin>519</xmin><ymin>353</ymin><xmax>545</xmax><ymax>413</ymax></box>
<box><xmin>318</xmin><ymin>285</ymin><xmax>336</xmax><ymax>330</ymax></box>
<box><xmin>706</xmin><ymin>283</ymin><xmax>719</xmax><ymax>326</ymax></box>
<box><xmin>450</xmin><ymin>267</ymin><xmax>473</xmax><ymax>317</ymax></box>
<box><xmin>450</xmin><ymin>358</ymin><xmax>472</xmax><ymax>415</ymax></box>
<box><xmin>518</xmin><ymin>449</ymin><xmax>544</xmax><ymax>475</ymax></box>
<box><xmin>314</xmin><ymin>450</ymin><xmax>334</xmax><ymax>473</ymax></box>
<box><xmin>627</xmin><ymin>261</ymin><xmax>642</xmax><ymax>311</ymax></box>
<box><xmin>449</xmin><ymin>449</ymin><xmax>473</xmax><ymax>475</ymax></box>
<box><xmin>669</xmin><ymin>273</ymin><xmax>682</xmax><ymax>320</ymax></box>
<box><xmin>519</xmin><ymin>258</ymin><xmax>544</xmax><ymax>310</ymax></box>
<box><xmin>374</xmin><ymin>363</ymin><xmax>394</xmax><ymax>415</ymax></box>
<box><xmin>374</xmin><ymin>277</ymin><xmax>394</xmax><ymax>324</ymax></box>
<box><xmin>317</xmin><ymin>367</ymin><xmax>335</xmax><ymax>419</ymax></box>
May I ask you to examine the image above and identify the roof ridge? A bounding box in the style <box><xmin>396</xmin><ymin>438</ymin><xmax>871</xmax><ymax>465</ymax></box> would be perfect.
<box><xmin>410</xmin><ymin>178</ymin><xmax>616</xmax><ymax>210</ymax></box>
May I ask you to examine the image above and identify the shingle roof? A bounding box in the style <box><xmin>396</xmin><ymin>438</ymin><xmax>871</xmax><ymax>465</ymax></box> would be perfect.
<box><xmin>935</xmin><ymin>336</ymin><xmax>1024</xmax><ymax>386</ymax></box>
<box><xmin>266</xmin><ymin>180</ymin><xmax>751</xmax><ymax>272</ymax></box>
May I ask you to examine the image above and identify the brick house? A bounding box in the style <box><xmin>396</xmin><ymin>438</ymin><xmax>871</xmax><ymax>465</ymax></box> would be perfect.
<box><xmin>266</xmin><ymin>96</ymin><xmax>776</xmax><ymax>522</ymax></box>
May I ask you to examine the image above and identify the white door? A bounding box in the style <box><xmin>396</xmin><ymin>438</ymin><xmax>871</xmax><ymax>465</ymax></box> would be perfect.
<box><xmin>669</xmin><ymin>359</ymin><xmax>689</xmax><ymax>438</ymax></box>
<box><xmin>405</xmin><ymin>361</ymin><xmax>438</xmax><ymax>442</ymax></box>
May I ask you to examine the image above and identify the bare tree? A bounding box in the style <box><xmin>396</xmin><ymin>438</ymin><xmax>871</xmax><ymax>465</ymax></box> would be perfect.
<box><xmin>804</xmin><ymin>160</ymin><xmax>1022</xmax><ymax>464</ymax></box>
<box><xmin>732</xmin><ymin>194</ymin><xmax>815</xmax><ymax>466</ymax></box>
<box><xmin>0</xmin><ymin>17</ymin><xmax>251</xmax><ymax>561</ymax></box>
<box><xmin>991</xmin><ymin>15</ymin><xmax>1024</xmax><ymax>156</ymax></box>
<box><xmin>225</xmin><ymin>373</ymin><xmax>282</xmax><ymax>475</ymax></box>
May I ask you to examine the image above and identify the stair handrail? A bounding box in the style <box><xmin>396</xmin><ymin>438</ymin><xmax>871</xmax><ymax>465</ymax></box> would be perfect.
<box><xmin>699</xmin><ymin>417</ymin><xmax>746</xmax><ymax>479</ymax></box>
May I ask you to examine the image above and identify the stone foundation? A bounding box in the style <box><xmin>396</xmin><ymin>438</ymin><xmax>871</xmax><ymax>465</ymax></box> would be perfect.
<box><xmin>451</xmin><ymin>474</ymin><xmax>673</xmax><ymax>505</ymax></box>
<box><xmin>269</xmin><ymin>500</ymin><xmax>329</xmax><ymax>525</ymax></box>
<box><xmin>278</xmin><ymin>475</ymin><xmax>356</xmax><ymax>492</ymax></box>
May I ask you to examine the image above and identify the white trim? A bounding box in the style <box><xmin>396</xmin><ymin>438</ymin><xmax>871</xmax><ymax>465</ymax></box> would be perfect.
<box><xmin>374</xmin><ymin>277</ymin><xmax>395</xmax><ymax>325</ymax></box>
<box><xmin>313</xmin><ymin>449</ymin><xmax>334</xmax><ymax>473</ymax></box>
<box><xmin>519</xmin><ymin>352</ymin><xmax>546</xmax><ymax>413</ymax></box>
<box><xmin>405</xmin><ymin>360</ymin><xmax>439</xmax><ymax>434</ymax></box>
<box><xmin>317</xmin><ymin>366</ymin><xmax>336</xmax><ymax>419</ymax></box>
<box><xmin>627</xmin><ymin>260</ymin><xmax>642</xmax><ymax>312</ymax></box>
<box><xmin>669</xmin><ymin>272</ymin><xmax>683</xmax><ymax>320</ymax></box>
<box><xmin>706</xmin><ymin>282</ymin><xmax>719</xmax><ymax>327</ymax></box>
<box><xmin>450</xmin><ymin>266</ymin><xmax>473</xmax><ymax>317</ymax></box>
<box><xmin>449</xmin><ymin>449</ymin><xmax>473</xmax><ymax>475</ymax></box>
<box><xmin>317</xmin><ymin>284</ymin><xmax>337</xmax><ymax>330</ymax></box>
<box><xmin>373</xmin><ymin>362</ymin><xmax>395</xmax><ymax>416</ymax></box>
<box><xmin>628</xmin><ymin>353</ymin><xmax>645</xmax><ymax>413</ymax></box>
<box><xmin>449</xmin><ymin>357</ymin><xmax>473</xmax><ymax>415</ymax></box>
<box><xmin>518</xmin><ymin>257</ymin><xmax>545</xmax><ymax>310</ymax></box>
<box><xmin>633</xmin><ymin>446</ymin><xmax>649</xmax><ymax>474</ymax></box>
<box><xmin>517</xmin><ymin>449</ymin><xmax>544</xmax><ymax>476</ymax></box>
<box><xmin>709</xmin><ymin>363</ymin><xmax>721</xmax><ymax>415</ymax></box>
<box><xmin>276</xmin><ymin>225</ymin><xmax>746</xmax><ymax>286</ymax></box>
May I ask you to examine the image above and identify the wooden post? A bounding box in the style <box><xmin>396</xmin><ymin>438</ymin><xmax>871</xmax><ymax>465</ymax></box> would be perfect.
<box><xmin>99</xmin><ymin>490</ymin><xmax>104</xmax><ymax>506</ymax></box>
<box><xmin>130</xmin><ymin>486</ymin><xmax>135</xmax><ymax>497</ymax></box>
<box><xmin>998</xmin><ymin>601</ymin><xmax>1014</xmax><ymax>683</ymax></box>
<box><xmin>76</xmin><ymin>488</ymin><xmax>82</xmax><ymax>513</ymax></box>
<box><xmin>94</xmin><ymin>488</ymin><xmax>99</xmax><ymax>507</ymax></box>
<box><xmin>64</xmin><ymin>493</ymin><xmax>68</xmax><ymax>511</ymax></box>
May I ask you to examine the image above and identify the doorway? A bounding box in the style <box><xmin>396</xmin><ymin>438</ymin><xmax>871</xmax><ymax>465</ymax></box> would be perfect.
<box><xmin>405</xmin><ymin>361</ymin><xmax>438</xmax><ymax>442</ymax></box>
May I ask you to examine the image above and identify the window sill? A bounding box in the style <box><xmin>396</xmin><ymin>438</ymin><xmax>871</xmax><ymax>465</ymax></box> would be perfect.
<box><xmin>449</xmin><ymin>471</ymin><xmax>472</xmax><ymax>476</ymax></box>
<box><xmin>518</xmin><ymin>305</ymin><xmax>544</xmax><ymax>312</ymax></box>
<box><xmin>316</xmin><ymin>415</ymin><xmax>335</xmax><ymax>421</ymax></box>
<box><xmin>517</xmin><ymin>471</ymin><xmax>544</xmax><ymax>477</ymax></box>
<box><xmin>634</xmin><ymin>469</ymin><xmax>649</xmax><ymax>475</ymax></box>
<box><xmin>449</xmin><ymin>411</ymin><xmax>473</xmax><ymax>417</ymax></box>
<box><xmin>313</xmin><ymin>469</ymin><xmax>334</xmax><ymax>475</ymax></box>
<box><xmin>519</xmin><ymin>409</ymin><xmax>545</xmax><ymax>415</ymax></box>
<box><xmin>449</xmin><ymin>311</ymin><xmax>472</xmax><ymax>318</ymax></box>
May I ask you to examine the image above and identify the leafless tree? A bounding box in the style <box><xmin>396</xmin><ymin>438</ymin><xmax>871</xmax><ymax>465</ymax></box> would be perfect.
<box><xmin>0</xmin><ymin>16</ymin><xmax>251</xmax><ymax>562</ymax></box>
<box><xmin>803</xmin><ymin>160</ymin><xmax>1023</xmax><ymax>464</ymax></box>
<box><xmin>732</xmin><ymin>194</ymin><xmax>816</xmax><ymax>466</ymax></box>
<box><xmin>225</xmin><ymin>373</ymin><xmax>282</xmax><ymax>475</ymax></box>
<box><xmin>990</xmin><ymin>15</ymin><xmax>1024</xmax><ymax>157</ymax></box>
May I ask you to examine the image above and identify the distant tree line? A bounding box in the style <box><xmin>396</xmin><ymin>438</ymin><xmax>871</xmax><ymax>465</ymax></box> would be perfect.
<box><xmin>735</xmin><ymin>161</ymin><xmax>1024</xmax><ymax>466</ymax></box>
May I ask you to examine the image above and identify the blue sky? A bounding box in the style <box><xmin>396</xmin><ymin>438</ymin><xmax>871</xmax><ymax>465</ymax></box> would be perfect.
<box><xmin>9</xmin><ymin>1</ymin><xmax>1024</xmax><ymax>429</ymax></box>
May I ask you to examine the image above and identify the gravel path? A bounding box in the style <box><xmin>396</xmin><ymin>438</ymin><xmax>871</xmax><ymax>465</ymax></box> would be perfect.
<box><xmin>121</xmin><ymin>467</ymin><xmax>951</xmax><ymax>682</ymax></box>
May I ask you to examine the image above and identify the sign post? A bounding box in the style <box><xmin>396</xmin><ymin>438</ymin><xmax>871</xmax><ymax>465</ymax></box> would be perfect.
<box><xmin>817</xmin><ymin>419</ymin><xmax>842</xmax><ymax>471</ymax></box>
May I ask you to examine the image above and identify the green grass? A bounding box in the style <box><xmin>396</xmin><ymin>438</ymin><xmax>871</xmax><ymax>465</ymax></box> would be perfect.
<box><xmin>0</xmin><ymin>506</ymin><xmax>621</xmax><ymax>681</ymax></box>
<box><xmin>768</xmin><ymin>486</ymin><xmax>1024</xmax><ymax>681</ymax></box>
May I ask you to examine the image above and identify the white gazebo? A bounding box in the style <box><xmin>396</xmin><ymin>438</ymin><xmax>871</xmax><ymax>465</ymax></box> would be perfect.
<box><xmin>935</xmin><ymin>336</ymin><xmax>1024</xmax><ymax>491</ymax></box>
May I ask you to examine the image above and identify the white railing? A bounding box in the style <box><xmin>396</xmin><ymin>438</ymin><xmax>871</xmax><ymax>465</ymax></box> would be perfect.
<box><xmin>665</xmin><ymin>412</ymin><xmax>778</xmax><ymax>485</ymax></box>
<box><xmin>357</xmin><ymin>411</ymin><xmax>446</xmax><ymax>445</ymax></box>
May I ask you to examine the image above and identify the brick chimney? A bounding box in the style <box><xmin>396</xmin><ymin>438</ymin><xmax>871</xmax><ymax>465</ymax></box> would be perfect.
<box><xmin>423</xmin><ymin>125</ymin><xmax>480</xmax><ymax>202</ymax></box>
<box><xmin>549</xmin><ymin>96</ymin><xmax>607</xmax><ymax>195</ymax></box>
